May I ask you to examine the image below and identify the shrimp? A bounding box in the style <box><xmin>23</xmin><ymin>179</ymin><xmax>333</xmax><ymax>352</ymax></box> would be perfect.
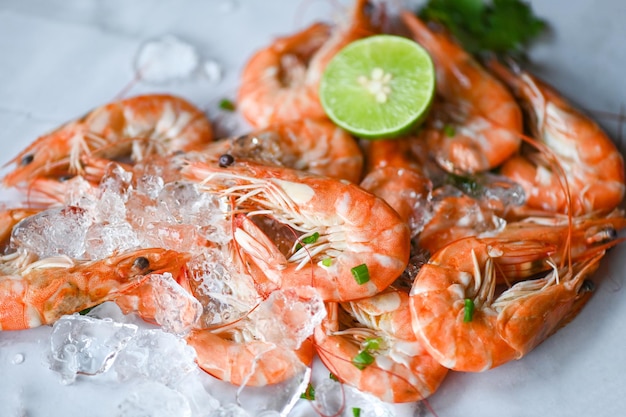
<box><xmin>237</xmin><ymin>0</ymin><xmax>382</xmax><ymax>128</ymax></box>
<box><xmin>360</xmin><ymin>138</ymin><xmax>432</xmax><ymax>236</ymax></box>
<box><xmin>400</xmin><ymin>12</ymin><xmax>523</xmax><ymax>174</ymax></box>
<box><xmin>2</xmin><ymin>94</ymin><xmax>213</xmax><ymax>187</ymax></box>
<box><xmin>202</xmin><ymin>118</ymin><xmax>363</xmax><ymax>183</ymax></box>
<box><xmin>186</xmin><ymin>287</ymin><xmax>321</xmax><ymax>386</ymax></box>
<box><xmin>314</xmin><ymin>289</ymin><xmax>448</xmax><ymax>403</ymax></box>
<box><xmin>486</xmin><ymin>59</ymin><xmax>626</xmax><ymax>215</ymax></box>
<box><xmin>409</xmin><ymin>235</ymin><xmax>606</xmax><ymax>372</ymax></box>
<box><xmin>0</xmin><ymin>248</ymin><xmax>189</xmax><ymax>330</ymax></box>
<box><xmin>182</xmin><ymin>159</ymin><xmax>410</xmax><ymax>302</ymax></box>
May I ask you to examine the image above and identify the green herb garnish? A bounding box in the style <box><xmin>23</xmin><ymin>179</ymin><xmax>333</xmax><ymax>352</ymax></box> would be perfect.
<box><xmin>352</xmin><ymin>408</ymin><xmax>362</xmax><ymax>417</ymax></box>
<box><xmin>363</xmin><ymin>337</ymin><xmax>383</xmax><ymax>351</ymax></box>
<box><xmin>464</xmin><ymin>298</ymin><xmax>475</xmax><ymax>322</ymax></box>
<box><xmin>352</xmin><ymin>350</ymin><xmax>375</xmax><ymax>370</ymax></box>
<box><xmin>351</xmin><ymin>264</ymin><xmax>370</xmax><ymax>285</ymax></box>
<box><xmin>329</xmin><ymin>372</ymin><xmax>339</xmax><ymax>381</ymax></box>
<box><xmin>322</xmin><ymin>258</ymin><xmax>333</xmax><ymax>267</ymax></box>
<box><xmin>300</xmin><ymin>382</ymin><xmax>315</xmax><ymax>400</ymax></box>
<box><xmin>219</xmin><ymin>98</ymin><xmax>236</xmax><ymax>111</ymax></box>
<box><xmin>443</xmin><ymin>124</ymin><xmax>456</xmax><ymax>137</ymax></box>
<box><xmin>295</xmin><ymin>232</ymin><xmax>320</xmax><ymax>251</ymax></box>
<box><xmin>419</xmin><ymin>0</ymin><xmax>547</xmax><ymax>57</ymax></box>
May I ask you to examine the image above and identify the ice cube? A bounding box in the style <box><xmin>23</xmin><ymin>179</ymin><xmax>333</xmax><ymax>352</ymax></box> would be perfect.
<box><xmin>134</xmin><ymin>35</ymin><xmax>200</xmax><ymax>84</ymax></box>
<box><xmin>117</xmin><ymin>381</ymin><xmax>192</xmax><ymax>417</ymax></box>
<box><xmin>84</xmin><ymin>222</ymin><xmax>140</xmax><ymax>260</ymax></box>
<box><xmin>251</xmin><ymin>287</ymin><xmax>325</xmax><ymax>350</ymax></box>
<box><xmin>114</xmin><ymin>328</ymin><xmax>197</xmax><ymax>387</ymax></box>
<box><xmin>49</xmin><ymin>314</ymin><xmax>138</xmax><ymax>384</ymax></box>
<box><xmin>203</xmin><ymin>59</ymin><xmax>222</xmax><ymax>83</ymax></box>
<box><xmin>11</xmin><ymin>206</ymin><xmax>92</xmax><ymax>259</ymax></box>
<box><xmin>208</xmin><ymin>403</ymin><xmax>251</xmax><ymax>417</ymax></box>
<box><xmin>148</xmin><ymin>273</ymin><xmax>202</xmax><ymax>335</ymax></box>
<box><xmin>189</xmin><ymin>249</ymin><xmax>260</xmax><ymax>327</ymax></box>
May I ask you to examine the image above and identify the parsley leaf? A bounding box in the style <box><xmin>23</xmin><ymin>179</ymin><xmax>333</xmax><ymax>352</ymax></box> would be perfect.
<box><xmin>419</xmin><ymin>0</ymin><xmax>547</xmax><ymax>56</ymax></box>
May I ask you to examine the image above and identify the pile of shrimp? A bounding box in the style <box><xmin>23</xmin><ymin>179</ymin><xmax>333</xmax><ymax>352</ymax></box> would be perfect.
<box><xmin>1</xmin><ymin>0</ymin><xmax>625</xmax><ymax>410</ymax></box>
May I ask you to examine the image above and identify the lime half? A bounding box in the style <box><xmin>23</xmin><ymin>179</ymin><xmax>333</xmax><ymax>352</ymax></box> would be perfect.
<box><xmin>319</xmin><ymin>35</ymin><xmax>435</xmax><ymax>139</ymax></box>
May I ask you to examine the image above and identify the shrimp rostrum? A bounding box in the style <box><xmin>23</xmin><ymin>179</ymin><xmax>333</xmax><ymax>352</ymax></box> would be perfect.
<box><xmin>182</xmin><ymin>159</ymin><xmax>410</xmax><ymax>302</ymax></box>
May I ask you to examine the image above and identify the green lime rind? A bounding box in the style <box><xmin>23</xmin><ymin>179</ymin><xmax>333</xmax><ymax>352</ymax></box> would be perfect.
<box><xmin>320</xmin><ymin>35</ymin><xmax>436</xmax><ymax>140</ymax></box>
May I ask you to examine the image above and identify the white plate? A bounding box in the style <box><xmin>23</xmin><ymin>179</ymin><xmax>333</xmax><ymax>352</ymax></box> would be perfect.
<box><xmin>0</xmin><ymin>1</ymin><xmax>625</xmax><ymax>416</ymax></box>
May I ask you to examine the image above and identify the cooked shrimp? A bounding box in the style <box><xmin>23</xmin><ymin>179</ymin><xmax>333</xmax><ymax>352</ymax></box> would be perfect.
<box><xmin>360</xmin><ymin>138</ymin><xmax>432</xmax><ymax>236</ymax></box>
<box><xmin>182</xmin><ymin>159</ymin><xmax>410</xmax><ymax>302</ymax></box>
<box><xmin>409</xmin><ymin>235</ymin><xmax>605</xmax><ymax>372</ymax></box>
<box><xmin>314</xmin><ymin>289</ymin><xmax>448</xmax><ymax>402</ymax></box>
<box><xmin>487</xmin><ymin>60</ymin><xmax>626</xmax><ymax>215</ymax></box>
<box><xmin>0</xmin><ymin>248</ymin><xmax>189</xmax><ymax>330</ymax></box>
<box><xmin>187</xmin><ymin>287</ymin><xmax>321</xmax><ymax>386</ymax></box>
<box><xmin>237</xmin><ymin>0</ymin><xmax>381</xmax><ymax>128</ymax></box>
<box><xmin>2</xmin><ymin>94</ymin><xmax>212</xmax><ymax>187</ymax></box>
<box><xmin>401</xmin><ymin>13</ymin><xmax>523</xmax><ymax>174</ymax></box>
<box><xmin>202</xmin><ymin>118</ymin><xmax>363</xmax><ymax>183</ymax></box>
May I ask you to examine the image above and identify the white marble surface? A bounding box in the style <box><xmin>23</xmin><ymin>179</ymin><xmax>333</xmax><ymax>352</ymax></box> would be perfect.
<box><xmin>0</xmin><ymin>1</ymin><xmax>625</xmax><ymax>416</ymax></box>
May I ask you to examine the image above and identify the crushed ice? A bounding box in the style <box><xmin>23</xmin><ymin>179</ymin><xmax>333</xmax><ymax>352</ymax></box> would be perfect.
<box><xmin>134</xmin><ymin>35</ymin><xmax>200</xmax><ymax>84</ymax></box>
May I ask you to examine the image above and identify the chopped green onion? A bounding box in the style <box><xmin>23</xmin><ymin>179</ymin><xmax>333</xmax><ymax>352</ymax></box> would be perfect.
<box><xmin>329</xmin><ymin>372</ymin><xmax>339</xmax><ymax>381</ymax></box>
<box><xmin>296</xmin><ymin>232</ymin><xmax>320</xmax><ymax>251</ymax></box>
<box><xmin>363</xmin><ymin>337</ymin><xmax>383</xmax><ymax>351</ymax></box>
<box><xmin>464</xmin><ymin>298</ymin><xmax>475</xmax><ymax>322</ymax></box>
<box><xmin>352</xmin><ymin>350</ymin><xmax>375</xmax><ymax>370</ymax></box>
<box><xmin>219</xmin><ymin>98</ymin><xmax>236</xmax><ymax>111</ymax></box>
<box><xmin>351</xmin><ymin>264</ymin><xmax>370</xmax><ymax>285</ymax></box>
<box><xmin>443</xmin><ymin>124</ymin><xmax>456</xmax><ymax>137</ymax></box>
<box><xmin>300</xmin><ymin>382</ymin><xmax>315</xmax><ymax>400</ymax></box>
<box><xmin>352</xmin><ymin>408</ymin><xmax>362</xmax><ymax>417</ymax></box>
<box><xmin>322</xmin><ymin>258</ymin><xmax>333</xmax><ymax>267</ymax></box>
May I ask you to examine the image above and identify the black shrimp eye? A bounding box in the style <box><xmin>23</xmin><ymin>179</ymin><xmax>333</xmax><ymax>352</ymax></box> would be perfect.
<box><xmin>219</xmin><ymin>154</ymin><xmax>235</xmax><ymax>167</ymax></box>
<box><xmin>133</xmin><ymin>256</ymin><xmax>150</xmax><ymax>270</ymax></box>
<box><xmin>579</xmin><ymin>279</ymin><xmax>595</xmax><ymax>294</ymax></box>
<box><xmin>20</xmin><ymin>154</ymin><xmax>35</xmax><ymax>166</ymax></box>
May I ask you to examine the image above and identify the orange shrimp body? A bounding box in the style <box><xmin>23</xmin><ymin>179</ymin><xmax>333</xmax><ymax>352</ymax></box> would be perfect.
<box><xmin>401</xmin><ymin>13</ymin><xmax>523</xmax><ymax>174</ymax></box>
<box><xmin>0</xmin><ymin>248</ymin><xmax>189</xmax><ymax>330</ymax></box>
<box><xmin>182</xmin><ymin>160</ymin><xmax>410</xmax><ymax>302</ymax></box>
<box><xmin>187</xmin><ymin>328</ymin><xmax>313</xmax><ymax>386</ymax></box>
<box><xmin>360</xmin><ymin>139</ymin><xmax>432</xmax><ymax>235</ymax></box>
<box><xmin>488</xmin><ymin>61</ymin><xmax>625</xmax><ymax>215</ymax></box>
<box><xmin>2</xmin><ymin>94</ymin><xmax>213</xmax><ymax>187</ymax></box>
<box><xmin>237</xmin><ymin>0</ymin><xmax>381</xmax><ymax>128</ymax></box>
<box><xmin>409</xmin><ymin>235</ymin><xmax>604</xmax><ymax>372</ymax></box>
<box><xmin>314</xmin><ymin>289</ymin><xmax>448</xmax><ymax>402</ymax></box>
<box><xmin>203</xmin><ymin>118</ymin><xmax>363</xmax><ymax>183</ymax></box>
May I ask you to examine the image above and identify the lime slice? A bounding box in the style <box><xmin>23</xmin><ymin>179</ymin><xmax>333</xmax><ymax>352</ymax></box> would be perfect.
<box><xmin>319</xmin><ymin>35</ymin><xmax>435</xmax><ymax>139</ymax></box>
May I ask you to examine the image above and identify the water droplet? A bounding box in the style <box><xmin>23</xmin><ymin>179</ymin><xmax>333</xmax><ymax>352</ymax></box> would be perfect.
<box><xmin>11</xmin><ymin>353</ymin><xmax>25</xmax><ymax>365</ymax></box>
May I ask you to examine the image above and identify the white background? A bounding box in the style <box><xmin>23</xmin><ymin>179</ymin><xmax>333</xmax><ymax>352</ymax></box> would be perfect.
<box><xmin>0</xmin><ymin>1</ymin><xmax>625</xmax><ymax>416</ymax></box>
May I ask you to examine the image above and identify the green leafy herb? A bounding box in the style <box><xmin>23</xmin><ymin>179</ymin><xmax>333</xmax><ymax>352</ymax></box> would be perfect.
<box><xmin>329</xmin><ymin>372</ymin><xmax>339</xmax><ymax>381</ymax></box>
<box><xmin>352</xmin><ymin>408</ymin><xmax>362</xmax><ymax>417</ymax></box>
<box><xmin>419</xmin><ymin>0</ymin><xmax>547</xmax><ymax>56</ymax></box>
<box><xmin>351</xmin><ymin>264</ymin><xmax>370</xmax><ymax>285</ymax></box>
<box><xmin>464</xmin><ymin>298</ymin><xmax>475</xmax><ymax>322</ymax></box>
<box><xmin>322</xmin><ymin>258</ymin><xmax>333</xmax><ymax>267</ymax></box>
<box><xmin>443</xmin><ymin>124</ymin><xmax>456</xmax><ymax>137</ymax></box>
<box><xmin>352</xmin><ymin>350</ymin><xmax>375</xmax><ymax>370</ymax></box>
<box><xmin>219</xmin><ymin>98</ymin><xmax>236</xmax><ymax>111</ymax></box>
<box><xmin>300</xmin><ymin>382</ymin><xmax>316</xmax><ymax>400</ymax></box>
